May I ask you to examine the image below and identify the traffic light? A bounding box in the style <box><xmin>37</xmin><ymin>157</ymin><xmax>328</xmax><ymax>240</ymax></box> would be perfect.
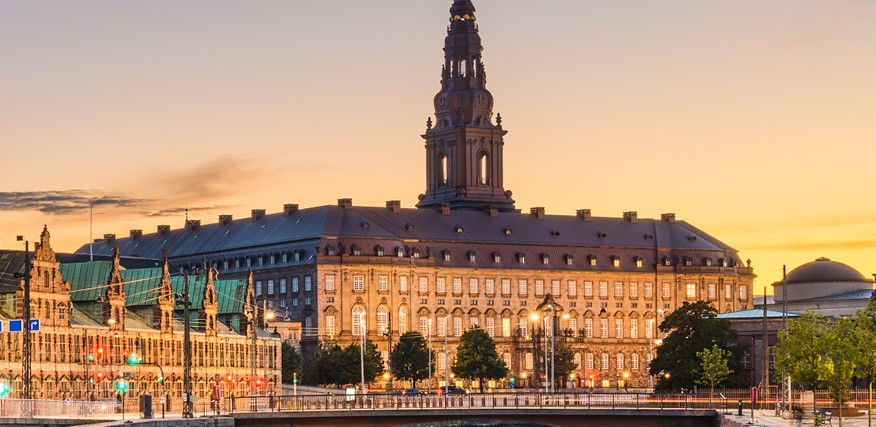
<box><xmin>226</xmin><ymin>373</ymin><xmax>234</xmax><ymax>383</ymax></box>
<box><xmin>116</xmin><ymin>379</ymin><xmax>127</xmax><ymax>392</ymax></box>
<box><xmin>96</xmin><ymin>346</ymin><xmax>104</xmax><ymax>359</ymax></box>
<box><xmin>96</xmin><ymin>372</ymin><xmax>104</xmax><ymax>382</ymax></box>
<box><xmin>157</xmin><ymin>376</ymin><xmax>164</xmax><ymax>384</ymax></box>
<box><xmin>87</xmin><ymin>353</ymin><xmax>95</xmax><ymax>362</ymax></box>
<box><xmin>0</xmin><ymin>381</ymin><xmax>10</xmax><ymax>396</ymax></box>
<box><xmin>509</xmin><ymin>376</ymin><xmax>515</xmax><ymax>389</ymax></box>
<box><xmin>127</xmin><ymin>352</ymin><xmax>140</xmax><ymax>365</ymax></box>
<box><xmin>89</xmin><ymin>376</ymin><xmax>95</xmax><ymax>384</ymax></box>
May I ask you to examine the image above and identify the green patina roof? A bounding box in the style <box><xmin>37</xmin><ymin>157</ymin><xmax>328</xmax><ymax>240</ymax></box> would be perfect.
<box><xmin>61</xmin><ymin>261</ymin><xmax>114</xmax><ymax>302</ymax></box>
<box><xmin>121</xmin><ymin>268</ymin><xmax>163</xmax><ymax>306</ymax></box>
<box><xmin>216</xmin><ymin>279</ymin><xmax>247</xmax><ymax>315</ymax></box>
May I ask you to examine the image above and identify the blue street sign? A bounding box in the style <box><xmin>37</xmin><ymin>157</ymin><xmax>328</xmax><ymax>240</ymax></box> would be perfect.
<box><xmin>9</xmin><ymin>320</ymin><xmax>22</xmax><ymax>332</ymax></box>
<box><xmin>30</xmin><ymin>319</ymin><xmax>40</xmax><ymax>331</ymax></box>
<box><xmin>0</xmin><ymin>321</ymin><xmax>3</xmax><ymax>332</ymax></box>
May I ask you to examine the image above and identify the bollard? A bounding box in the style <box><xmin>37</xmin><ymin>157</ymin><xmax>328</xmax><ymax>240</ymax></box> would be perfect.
<box><xmin>737</xmin><ymin>400</ymin><xmax>743</xmax><ymax>416</ymax></box>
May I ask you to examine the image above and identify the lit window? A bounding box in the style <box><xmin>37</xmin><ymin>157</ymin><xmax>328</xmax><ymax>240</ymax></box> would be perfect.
<box><xmin>376</xmin><ymin>247</ymin><xmax>385</xmax><ymax>256</ymax></box>
<box><xmin>399</xmin><ymin>276</ymin><xmax>408</xmax><ymax>292</ymax></box>
<box><xmin>436</xmin><ymin>278</ymin><xmax>446</xmax><ymax>293</ymax></box>
<box><xmin>452</xmin><ymin>277</ymin><xmax>462</xmax><ymax>293</ymax></box>
<box><xmin>419</xmin><ymin>277</ymin><xmax>428</xmax><ymax>293</ymax></box>
<box><xmin>353</xmin><ymin>275</ymin><xmax>364</xmax><ymax>291</ymax></box>
<box><xmin>493</xmin><ymin>253</ymin><xmax>501</xmax><ymax>263</ymax></box>
<box><xmin>612</xmin><ymin>257</ymin><xmax>620</xmax><ymax>268</ymax></box>
<box><xmin>444</xmin><ymin>251</ymin><xmax>451</xmax><ymax>262</ymax></box>
<box><xmin>352</xmin><ymin>307</ymin><xmax>365</xmax><ymax>336</ymax></box>
<box><xmin>468</xmin><ymin>252</ymin><xmax>476</xmax><ymax>262</ymax></box>
<box><xmin>589</xmin><ymin>256</ymin><xmax>597</xmax><ymax>266</ymax></box>
<box><xmin>325</xmin><ymin>275</ymin><xmax>335</xmax><ymax>291</ymax></box>
<box><xmin>469</xmin><ymin>278</ymin><xmax>478</xmax><ymax>294</ymax></box>
<box><xmin>568</xmin><ymin>280</ymin><xmax>577</xmax><ymax>296</ymax></box>
<box><xmin>686</xmin><ymin>283</ymin><xmax>696</xmax><ymax>299</ymax></box>
<box><xmin>485</xmin><ymin>278</ymin><xmax>495</xmax><ymax>294</ymax></box>
<box><xmin>635</xmin><ymin>257</ymin><xmax>643</xmax><ymax>268</ymax></box>
<box><xmin>378</xmin><ymin>275</ymin><xmax>388</xmax><ymax>292</ymax></box>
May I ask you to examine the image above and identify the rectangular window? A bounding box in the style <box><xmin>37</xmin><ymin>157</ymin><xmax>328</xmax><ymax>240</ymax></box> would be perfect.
<box><xmin>686</xmin><ymin>283</ymin><xmax>696</xmax><ymax>299</ymax></box>
<box><xmin>599</xmin><ymin>281</ymin><xmax>608</xmax><ymax>298</ymax></box>
<box><xmin>304</xmin><ymin>275</ymin><xmax>312</xmax><ymax>292</ymax></box>
<box><xmin>502</xmin><ymin>279</ymin><xmax>511</xmax><ymax>295</ymax></box>
<box><xmin>584</xmin><ymin>319</ymin><xmax>593</xmax><ymax>338</ymax></box>
<box><xmin>378</xmin><ymin>275</ymin><xmax>388</xmax><ymax>292</ymax></box>
<box><xmin>740</xmin><ymin>285</ymin><xmax>748</xmax><ymax>300</ymax></box>
<box><xmin>453</xmin><ymin>277</ymin><xmax>462</xmax><ymax>294</ymax></box>
<box><xmin>631</xmin><ymin>354</ymin><xmax>640</xmax><ymax>370</ymax></box>
<box><xmin>615</xmin><ymin>318</ymin><xmax>623</xmax><ymax>338</ymax></box>
<box><xmin>399</xmin><ymin>311</ymin><xmax>407</xmax><ymax>334</ymax></box>
<box><xmin>616</xmin><ymin>354</ymin><xmax>625</xmax><ymax>370</ymax></box>
<box><xmin>436</xmin><ymin>278</ymin><xmax>446</xmax><ymax>293</ymax></box>
<box><xmin>502</xmin><ymin>318</ymin><xmax>511</xmax><ymax>337</ymax></box>
<box><xmin>646</xmin><ymin>320</ymin><xmax>653</xmax><ymax>339</ymax></box>
<box><xmin>399</xmin><ymin>276</ymin><xmax>408</xmax><ymax>292</ymax></box>
<box><xmin>725</xmin><ymin>284</ymin><xmax>732</xmax><ymax>299</ymax></box>
<box><xmin>630</xmin><ymin>282</ymin><xmax>638</xmax><ymax>298</ymax></box>
<box><xmin>569</xmin><ymin>318</ymin><xmax>578</xmax><ymax>336</ymax></box>
<box><xmin>552</xmin><ymin>280</ymin><xmax>561</xmax><ymax>296</ymax></box>
<box><xmin>353</xmin><ymin>275</ymin><xmax>364</xmax><ymax>291</ymax></box>
<box><xmin>292</xmin><ymin>298</ymin><xmax>298</xmax><ymax>306</ymax></box>
<box><xmin>568</xmin><ymin>280</ymin><xmax>577</xmax><ymax>296</ymax></box>
<box><xmin>305</xmin><ymin>297</ymin><xmax>311</xmax><ymax>305</ymax></box>
<box><xmin>419</xmin><ymin>277</ymin><xmax>428</xmax><ymax>294</ymax></box>
<box><xmin>267</xmin><ymin>279</ymin><xmax>275</xmax><ymax>295</ymax></box>
<box><xmin>518</xmin><ymin>318</ymin><xmax>527</xmax><ymax>337</ymax></box>
<box><xmin>469</xmin><ymin>317</ymin><xmax>479</xmax><ymax>329</ymax></box>
<box><xmin>535</xmin><ymin>280</ymin><xmax>544</xmax><ymax>296</ymax></box>
<box><xmin>419</xmin><ymin>318</ymin><xmax>428</xmax><ymax>336</ymax></box>
<box><xmin>438</xmin><ymin>353</ymin><xmax>446</xmax><ymax>371</ymax></box>
<box><xmin>256</xmin><ymin>280</ymin><xmax>263</xmax><ymax>296</ymax></box>
<box><xmin>325</xmin><ymin>275</ymin><xmax>335</xmax><ymax>291</ymax></box>
<box><xmin>518</xmin><ymin>279</ymin><xmax>527</xmax><ymax>295</ymax></box>
<box><xmin>584</xmin><ymin>281</ymin><xmax>593</xmax><ymax>297</ymax></box>
<box><xmin>586</xmin><ymin>353</ymin><xmax>594</xmax><ymax>370</ymax></box>
<box><xmin>292</xmin><ymin>277</ymin><xmax>299</xmax><ymax>293</ymax></box>
<box><xmin>708</xmin><ymin>283</ymin><xmax>716</xmax><ymax>299</ymax></box>
<box><xmin>485</xmin><ymin>278</ymin><xmax>495</xmax><ymax>294</ymax></box>
<box><xmin>600</xmin><ymin>318</ymin><xmax>608</xmax><ymax>338</ymax></box>
<box><xmin>326</xmin><ymin>316</ymin><xmax>335</xmax><ymax>337</ymax></box>
<box><xmin>453</xmin><ymin>317</ymin><xmax>462</xmax><ymax>337</ymax></box>
<box><xmin>601</xmin><ymin>353</ymin><xmax>609</xmax><ymax>370</ymax></box>
<box><xmin>662</xmin><ymin>282</ymin><xmax>671</xmax><ymax>299</ymax></box>
<box><xmin>525</xmin><ymin>353</ymin><xmax>533</xmax><ymax>370</ymax></box>
<box><xmin>279</xmin><ymin>278</ymin><xmax>287</xmax><ymax>294</ymax></box>
<box><xmin>469</xmin><ymin>278</ymin><xmax>478</xmax><ymax>294</ymax></box>
<box><xmin>644</xmin><ymin>282</ymin><xmax>653</xmax><ymax>298</ymax></box>
<box><xmin>630</xmin><ymin>318</ymin><xmax>638</xmax><ymax>339</ymax></box>
<box><xmin>437</xmin><ymin>317</ymin><xmax>447</xmax><ymax>337</ymax></box>
<box><xmin>615</xmin><ymin>282</ymin><xmax>623</xmax><ymax>297</ymax></box>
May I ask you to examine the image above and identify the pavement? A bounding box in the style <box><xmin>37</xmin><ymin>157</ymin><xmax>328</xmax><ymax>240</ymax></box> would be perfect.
<box><xmin>724</xmin><ymin>409</ymin><xmax>875</xmax><ymax>427</ymax></box>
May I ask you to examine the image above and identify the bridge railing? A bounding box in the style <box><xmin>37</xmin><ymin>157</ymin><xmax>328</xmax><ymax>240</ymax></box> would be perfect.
<box><xmin>227</xmin><ymin>392</ymin><xmax>729</xmax><ymax>414</ymax></box>
<box><xmin>0</xmin><ymin>398</ymin><xmax>118</xmax><ymax>419</ymax></box>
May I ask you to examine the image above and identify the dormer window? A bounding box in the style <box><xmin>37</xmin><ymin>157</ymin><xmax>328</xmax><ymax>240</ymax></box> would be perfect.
<box><xmin>541</xmin><ymin>254</ymin><xmax>550</xmax><ymax>265</ymax></box>
<box><xmin>351</xmin><ymin>245</ymin><xmax>361</xmax><ymax>256</ymax></box>
<box><xmin>684</xmin><ymin>257</ymin><xmax>693</xmax><ymax>266</ymax></box>
<box><xmin>376</xmin><ymin>246</ymin><xmax>385</xmax><ymax>256</ymax></box>
<box><xmin>720</xmin><ymin>258</ymin><xmax>728</xmax><ymax>267</ymax></box>
<box><xmin>282</xmin><ymin>253</ymin><xmax>288</xmax><ymax>263</ymax></box>
<box><xmin>611</xmin><ymin>256</ymin><xmax>620</xmax><ymax>268</ymax></box>
<box><xmin>565</xmin><ymin>254</ymin><xmax>573</xmax><ymax>265</ymax></box>
<box><xmin>412</xmin><ymin>248</ymin><xmax>421</xmax><ymax>258</ymax></box>
<box><xmin>468</xmin><ymin>251</ymin><xmax>476</xmax><ymax>263</ymax></box>
<box><xmin>326</xmin><ymin>246</ymin><xmax>337</xmax><ymax>256</ymax></box>
<box><xmin>396</xmin><ymin>247</ymin><xmax>405</xmax><ymax>258</ymax></box>
<box><xmin>294</xmin><ymin>251</ymin><xmax>302</xmax><ymax>262</ymax></box>
<box><xmin>503</xmin><ymin>228</ymin><xmax>513</xmax><ymax>235</ymax></box>
<box><xmin>589</xmin><ymin>255</ymin><xmax>597</xmax><ymax>266</ymax></box>
<box><xmin>635</xmin><ymin>257</ymin><xmax>644</xmax><ymax>268</ymax></box>
<box><xmin>704</xmin><ymin>258</ymin><xmax>712</xmax><ymax>266</ymax></box>
<box><xmin>443</xmin><ymin>251</ymin><xmax>452</xmax><ymax>262</ymax></box>
<box><xmin>517</xmin><ymin>253</ymin><xmax>526</xmax><ymax>264</ymax></box>
<box><xmin>493</xmin><ymin>253</ymin><xmax>501</xmax><ymax>263</ymax></box>
<box><xmin>455</xmin><ymin>226</ymin><xmax>465</xmax><ymax>233</ymax></box>
<box><xmin>663</xmin><ymin>257</ymin><xmax>672</xmax><ymax>266</ymax></box>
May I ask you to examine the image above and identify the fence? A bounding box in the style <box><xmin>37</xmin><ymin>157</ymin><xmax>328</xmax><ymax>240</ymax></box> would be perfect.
<box><xmin>0</xmin><ymin>398</ymin><xmax>117</xmax><ymax>419</ymax></box>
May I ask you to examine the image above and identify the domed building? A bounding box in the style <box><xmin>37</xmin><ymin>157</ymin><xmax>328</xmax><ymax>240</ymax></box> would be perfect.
<box><xmin>770</xmin><ymin>257</ymin><xmax>874</xmax><ymax>317</ymax></box>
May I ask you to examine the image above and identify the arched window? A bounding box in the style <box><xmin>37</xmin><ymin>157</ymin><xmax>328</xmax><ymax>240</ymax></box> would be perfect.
<box><xmin>503</xmin><ymin>352</ymin><xmax>512</xmax><ymax>369</ymax></box>
<box><xmin>573</xmin><ymin>353</ymin><xmax>582</xmax><ymax>369</ymax></box>
<box><xmin>631</xmin><ymin>353</ymin><xmax>640</xmax><ymax>370</ymax></box>
<box><xmin>352</xmin><ymin>306</ymin><xmax>365</xmax><ymax>336</ymax></box>
<box><xmin>398</xmin><ymin>307</ymin><xmax>407</xmax><ymax>334</ymax></box>
<box><xmin>525</xmin><ymin>353</ymin><xmax>533</xmax><ymax>370</ymax></box>
<box><xmin>376</xmin><ymin>306</ymin><xmax>388</xmax><ymax>333</ymax></box>
<box><xmin>478</xmin><ymin>152</ymin><xmax>489</xmax><ymax>184</ymax></box>
<box><xmin>440</xmin><ymin>154</ymin><xmax>448</xmax><ymax>185</ymax></box>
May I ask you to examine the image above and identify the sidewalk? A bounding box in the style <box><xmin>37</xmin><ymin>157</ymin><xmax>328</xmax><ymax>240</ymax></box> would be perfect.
<box><xmin>724</xmin><ymin>409</ymin><xmax>874</xmax><ymax>427</ymax></box>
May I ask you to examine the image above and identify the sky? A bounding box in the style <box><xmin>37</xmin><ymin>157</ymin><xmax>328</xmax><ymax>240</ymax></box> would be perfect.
<box><xmin>1</xmin><ymin>0</ymin><xmax>874</xmax><ymax>292</ymax></box>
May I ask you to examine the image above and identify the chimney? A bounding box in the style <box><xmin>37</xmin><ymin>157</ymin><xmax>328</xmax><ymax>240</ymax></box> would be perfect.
<box><xmin>103</xmin><ymin>234</ymin><xmax>116</xmax><ymax>244</ymax></box>
<box><xmin>386</xmin><ymin>200</ymin><xmax>401</xmax><ymax>213</ymax></box>
<box><xmin>488</xmin><ymin>205</ymin><xmax>498</xmax><ymax>218</ymax></box>
<box><xmin>157</xmin><ymin>225</ymin><xmax>171</xmax><ymax>235</ymax></box>
<box><xmin>129</xmin><ymin>229</ymin><xmax>143</xmax><ymax>239</ymax></box>
<box><xmin>251</xmin><ymin>209</ymin><xmax>266</xmax><ymax>220</ymax></box>
<box><xmin>283</xmin><ymin>204</ymin><xmax>299</xmax><ymax>216</ymax></box>
<box><xmin>661</xmin><ymin>213</ymin><xmax>676</xmax><ymax>222</ymax></box>
<box><xmin>623</xmin><ymin>211</ymin><xmax>638</xmax><ymax>223</ymax></box>
<box><xmin>338</xmin><ymin>198</ymin><xmax>353</xmax><ymax>209</ymax></box>
<box><xmin>577</xmin><ymin>209</ymin><xmax>592</xmax><ymax>221</ymax></box>
<box><xmin>530</xmin><ymin>207</ymin><xmax>545</xmax><ymax>219</ymax></box>
<box><xmin>185</xmin><ymin>219</ymin><xmax>201</xmax><ymax>231</ymax></box>
<box><xmin>440</xmin><ymin>203</ymin><xmax>450</xmax><ymax>216</ymax></box>
<box><xmin>219</xmin><ymin>214</ymin><xmax>233</xmax><ymax>225</ymax></box>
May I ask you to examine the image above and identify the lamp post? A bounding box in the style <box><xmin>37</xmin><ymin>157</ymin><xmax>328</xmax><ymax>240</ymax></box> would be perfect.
<box><xmin>549</xmin><ymin>304</ymin><xmax>555</xmax><ymax>393</ymax></box>
<box><xmin>13</xmin><ymin>236</ymin><xmax>32</xmax><ymax>400</ymax></box>
<box><xmin>427</xmin><ymin>318</ymin><xmax>432</xmax><ymax>393</ymax></box>
<box><xmin>359</xmin><ymin>311</ymin><xmax>366</xmax><ymax>395</ymax></box>
<box><xmin>383</xmin><ymin>313</ymin><xmax>392</xmax><ymax>392</ymax></box>
<box><xmin>180</xmin><ymin>268</ymin><xmax>194</xmax><ymax>418</ymax></box>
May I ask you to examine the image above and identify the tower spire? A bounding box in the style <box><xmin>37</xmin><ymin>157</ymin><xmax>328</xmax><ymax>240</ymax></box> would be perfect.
<box><xmin>417</xmin><ymin>0</ymin><xmax>515</xmax><ymax>212</ymax></box>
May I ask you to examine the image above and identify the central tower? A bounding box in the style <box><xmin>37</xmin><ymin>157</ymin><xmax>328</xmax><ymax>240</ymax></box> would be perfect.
<box><xmin>417</xmin><ymin>0</ymin><xmax>516</xmax><ymax>212</ymax></box>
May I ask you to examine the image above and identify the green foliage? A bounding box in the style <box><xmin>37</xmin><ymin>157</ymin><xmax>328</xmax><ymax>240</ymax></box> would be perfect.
<box><xmin>550</xmin><ymin>338</ymin><xmax>577</xmax><ymax>389</ymax></box>
<box><xmin>854</xmin><ymin>297</ymin><xmax>876</xmax><ymax>427</ymax></box>
<box><xmin>390</xmin><ymin>331</ymin><xmax>434</xmax><ymax>389</ymax></box>
<box><xmin>312</xmin><ymin>339</ymin><xmax>385</xmax><ymax>389</ymax></box>
<box><xmin>451</xmin><ymin>327</ymin><xmax>508</xmax><ymax>393</ymax></box>
<box><xmin>819</xmin><ymin>317</ymin><xmax>857</xmax><ymax>408</ymax></box>
<box><xmin>281</xmin><ymin>341</ymin><xmax>302</xmax><ymax>384</ymax></box>
<box><xmin>695</xmin><ymin>343</ymin><xmax>733</xmax><ymax>393</ymax></box>
<box><xmin>649</xmin><ymin>301</ymin><xmax>747</xmax><ymax>391</ymax></box>
<box><xmin>774</xmin><ymin>311</ymin><xmax>828</xmax><ymax>390</ymax></box>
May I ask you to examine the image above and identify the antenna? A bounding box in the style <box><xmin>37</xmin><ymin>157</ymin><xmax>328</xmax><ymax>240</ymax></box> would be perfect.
<box><xmin>89</xmin><ymin>202</ymin><xmax>94</xmax><ymax>262</ymax></box>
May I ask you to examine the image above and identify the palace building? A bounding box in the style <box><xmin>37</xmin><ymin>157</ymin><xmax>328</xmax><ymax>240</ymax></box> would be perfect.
<box><xmin>0</xmin><ymin>226</ymin><xmax>281</xmax><ymax>403</ymax></box>
<box><xmin>78</xmin><ymin>0</ymin><xmax>754</xmax><ymax>390</ymax></box>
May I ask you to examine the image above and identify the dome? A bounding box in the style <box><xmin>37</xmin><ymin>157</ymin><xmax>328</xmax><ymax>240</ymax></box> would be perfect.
<box><xmin>785</xmin><ymin>257</ymin><xmax>868</xmax><ymax>285</ymax></box>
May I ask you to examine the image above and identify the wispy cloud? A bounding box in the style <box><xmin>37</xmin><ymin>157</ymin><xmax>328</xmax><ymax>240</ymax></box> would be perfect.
<box><xmin>0</xmin><ymin>190</ymin><xmax>149</xmax><ymax>214</ymax></box>
<box><xmin>143</xmin><ymin>205</ymin><xmax>236</xmax><ymax>218</ymax></box>
<box><xmin>746</xmin><ymin>239</ymin><xmax>876</xmax><ymax>252</ymax></box>
<box><xmin>159</xmin><ymin>155</ymin><xmax>267</xmax><ymax>203</ymax></box>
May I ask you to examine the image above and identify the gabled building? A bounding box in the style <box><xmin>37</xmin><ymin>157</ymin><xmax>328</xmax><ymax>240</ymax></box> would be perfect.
<box><xmin>76</xmin><ymin>0</ymin><xmax>754</xmax><ymax>390</ymax></box>
<box><xmin>0</xmin><ymin>226</ymin><xmax>280</xmax><ymax>403</ymax></box>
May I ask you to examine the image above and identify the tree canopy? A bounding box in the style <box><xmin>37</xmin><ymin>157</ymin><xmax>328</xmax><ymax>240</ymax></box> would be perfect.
<box><xmin>281</xmin><ymin>341</ymin><xmax>302</xmax><ymax>384</ymax></box>
<box><xmin>451</xmin><ymin>327</ymin><xmax>508</xmax><ymax>393</ymax></box>
<box><xmin>312</xmin><ymin>339</ymin><xmax>385</xmax><ymax>389</ymax></box>
<box><xmin>390</xmin><ymin>331</ymin><xmax>434</xmax><ymax>389</ymax></box>
<box><xmin>550</xmin><ymin>338</ymin><xmax>577</xmax><ymax>389</ymax></box>
<box><xmin>649</xmin><ymin>300</ymin><xmax>747</xmax><ymax>391</ymax></box>
<box><xmin>696</xmin><ymin>343</ymin><xmax>732</xmax><ymax>394</ymax></box>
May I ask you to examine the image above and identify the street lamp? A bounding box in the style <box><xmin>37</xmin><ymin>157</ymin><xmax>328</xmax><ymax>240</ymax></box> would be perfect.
<box><xmin>359</xmin><ymin>311</ymin><xmax>366</xmax><ymax>395</ymax></box>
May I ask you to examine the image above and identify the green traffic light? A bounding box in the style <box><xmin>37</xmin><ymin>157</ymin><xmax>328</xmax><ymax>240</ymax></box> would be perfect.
<box><xmin>87</xmin><ymin>353</ymin><xmax>94</xmax><ymax>362</ymax></box>
<box><xmin>116</xmin><ymin>380</ymin><xmax>127</xmax><ymax>391</ymax></box>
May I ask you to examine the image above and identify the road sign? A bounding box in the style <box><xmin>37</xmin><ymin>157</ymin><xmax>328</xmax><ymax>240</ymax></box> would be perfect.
<box><xmin>8</xmin><ymin>320</ymin><xmax>22</xmax><ymax>332</ymax></box>
<box><xmin>30</xmin><ymin>319</ymin><xmax>40</xmax><ymax>331</ymax></box>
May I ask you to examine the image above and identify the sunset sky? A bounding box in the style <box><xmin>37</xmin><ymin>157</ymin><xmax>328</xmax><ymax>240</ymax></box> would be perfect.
<box><xmin>1</xmin><ymin>1</ymin><xmax>874</xmax><ymax>291</ymax></box>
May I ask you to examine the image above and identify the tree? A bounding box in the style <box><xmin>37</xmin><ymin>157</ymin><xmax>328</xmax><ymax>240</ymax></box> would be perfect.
<box><xmin>390</xmin><ymin>332</ymin><xmax>434</xmax><ymax>389</ymax></box>
<box><xmin>281</xmin><ymin>341</ymin><xmax>303</xmax><ymax>384</ymax></box>
<box><xmin>345</xmin><ymin>339</ymin><xmax>386</xmax><ymax>389</ymax></box>
<box><xmin>452</xmin><ymin>327</ymin><xmax>508</xmax><ymax>393</ymax></box>
<box><xmin>854</xmin><ymin>296</ymin><xmax>876</xmax><ymax>427</ymax></box>
<box><xmin>774</xmin><ymin>311</ymin><xmax>828</xmax><ymax>392</ymax></box>
<box><xmin>650</xmin><ymin>301</ymin><xmax>747</xmax><ymax>391</ymax></box>
<box><xmin>312</xmin><ymin>339</ymin><xmax>384</xmax><ymax>389</ymax></box>
<box><xmin>820</xmin><ymin>317</ymin><xmax>857</xmax><ymax>427</ymax></box>
<box><xmin>696</xmin><ymin>343</ymin><xmax>732</xmax><ymax>400</ymax></box>
<box><xmin>550</xmin><ymin>338</ymin><xmax>577</xmax><ymax>389</ymax></box>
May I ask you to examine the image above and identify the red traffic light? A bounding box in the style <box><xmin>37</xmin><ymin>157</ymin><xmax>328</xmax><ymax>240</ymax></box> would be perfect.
<box><xmin>96</xmin><ymin>372</ymin><xmax>104</xmax><ymax>381</ymax></box>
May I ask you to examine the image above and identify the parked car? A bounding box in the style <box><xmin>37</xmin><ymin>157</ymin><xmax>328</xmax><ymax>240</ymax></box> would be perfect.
<box><xmin>402</xmin><ymin>388</ymin><xmax>422</xmax><ymax>395</ymax></box>
<box><xmin>438</xmin><ymin>385</ymin><xmax>468</xmax><ymax>395</ymax></box>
